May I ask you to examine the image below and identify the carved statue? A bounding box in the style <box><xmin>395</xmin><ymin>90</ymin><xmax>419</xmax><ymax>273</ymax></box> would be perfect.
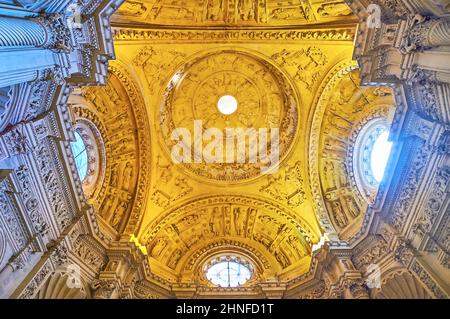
<box><xmin>233</xmin><ymin>207</ymin><xmax>245</xmax><ymax>236</ymax></box>
<box><xmin>346</xmin><ymin>197</ymin><xmax>360</xmax><ymax>218</ymax></box>
<box><xmin>157</xmin><ymin>155</ymin><xmax>173</xmax><ymax>183</ymax></box>
<box><xmin>151</xmin><ymin>237</ymin><xmax>167</xmax><ymax>258</ymax></box>
<box><xmin>238</xmin><ymin>0</ymin><xmax>255</xmax><ymax>21</ymax></box>
<box><xmin>84</xmin><ymin>90</ymin><xmax>108</xmax><ymax>114</ymax></box>
<box><xmin>253</xmin><ymin>232</ymin><xmax>272</xmax><ymax>248</ymax></box>
<box><xmin>222</xmin><ymin>206</ymin><xmax>231</xmax><ymax>235</ymax></box>
<box><xmin>339</xmin><ymin>162</ymin><xmax>349</xmax><ymax>187</ymax></box>
<box><xmin>206</xmin><ymin>0</ymin><xmax>224</xmax><ymax>21</ymax></box>
<box><xmin>168</xmin><ymin>249</ymin><xmax>182</xmax><ymax>269</ymax></box>
<box><xmin>110</xmin><ymin>201</ymin><xmax>128</xmax><ymax>229</ymax></box>
<box><xmin>288</xmin><ymin>235</ymin><xmax>305</xmax><ymax>258</ymax></box>
<box><xmin>293</xmin><ymin>47</ymin><xmax>327</xmax><ymax>90</ymax></box>
<box><xmin>317</xmin><ymin>3</ymin><xmax>353</xmax><ymax>17</ymax></box>
<box><xmin>121</xmin><ymin>162</ymin><xmax>133</xmax><ymax>191</ymax></box>
<box><xmin>118</xmin><ymin>1</ymin><xmax>147</xmax><ymax>16</ymax></box>
<box><xmin>100</xmin><ymin>195</ymin><xmax>115</xmax><ymax>218</ymax></box>
<box><xmin>210</xmin><ymin>207</ymin><xmax>223</xmax><ymax>236</ymax></box>
<box><xmin>110</xmin><ymin>163</ymin><xmax>119</xmax><ymax>187</ymax></box>
<box><xmin>181</xmin><ymin>214</ymin><xmax>198</xmax><ymax>227</ymax></box>
<box><xmin>270</xmin><ymin>7</ymin><xmax>305</xmax><ymax>20</ymax></box>
<box><xmin>333</xmin><ymin>201</ymin><xmax>348</xmax><ymax>228</ymax></box>
<box><xmin>330</xmin><ymin>110</ymin><xmax>353</xmax><ymax>129</ymax></box>
<box><xmin>104</xmin><ymin>85</ymin><xmax>127</xmax><ymax>112</ymax></box>
<box><xmin>323</xmin><ymin>160</ymin><xmax>336</xmax><ymax>190</ymax></box>
<box><xmin>275</xmin><ymin>251</ymin><xmax>290</xmax><ymax>268</ymax></box>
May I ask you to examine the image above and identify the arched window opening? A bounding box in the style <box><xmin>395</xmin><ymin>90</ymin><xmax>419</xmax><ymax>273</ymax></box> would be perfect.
<box><xmin>71</xmin><ymin>131</ymin><xmax>89</xmax><ymax>181</ymax></box>
<box><xmin>205</xmin><ymin>256</ymin><xmax>253</xmax><ymax>287</ymax></box>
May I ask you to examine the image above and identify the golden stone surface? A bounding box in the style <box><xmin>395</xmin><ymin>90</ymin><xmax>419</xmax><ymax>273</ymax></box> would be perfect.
<box><xmin>73</xmin><ymin>0</ymin><xmax>395</xmax><ymax>285</ymax></box>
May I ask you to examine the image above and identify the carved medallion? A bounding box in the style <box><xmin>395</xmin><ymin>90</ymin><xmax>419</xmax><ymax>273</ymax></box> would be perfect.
<box><xmin>158</xmin><ymin>50</ymin><xmax>299</xmax><ymax>182</ymax></box>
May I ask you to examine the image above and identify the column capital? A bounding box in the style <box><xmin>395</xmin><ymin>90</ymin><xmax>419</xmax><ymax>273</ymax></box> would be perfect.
<box><xmin>34</xmin><ymin>14</ymin><xmax>74</xmax><ymax>53</ymax></box>
<box><xmin>400</xmin><ymin>15</ymin><xmax>450</xmax><ymax>53</ymax></box>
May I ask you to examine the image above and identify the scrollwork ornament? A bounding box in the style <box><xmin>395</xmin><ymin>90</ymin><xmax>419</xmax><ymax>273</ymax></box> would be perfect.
<box><xmin>36</xmin><ymin>14</ymin><xmax>74</xmax><ymax>53</ymax></box>
<box><xmin>394</xmin><ymin>240</ymin><xmax>414</xmax><ymax>266</ymax></box>
<box><xmin>50</xmin><ymin>244</ymin><xmax>69</xmax><ymax>266</ymax></box>
<box><xmin>400</xmin><ymin>15</ymin><xmax>435</xmax><ymax>54</ymax></box>
<box><xmin>348</xmin><ymin>281</ymin><xmax>370</xmax><ymax>299</ymax></box>
<box><xmin>91</xmin><ymin>279</ymin><xmax>118</xmax><ymax>299</ymax></box>
<box><xmin>9</xmin><ymin>254</ymin><xmax>26</xmax><ymax>271</ymax></box>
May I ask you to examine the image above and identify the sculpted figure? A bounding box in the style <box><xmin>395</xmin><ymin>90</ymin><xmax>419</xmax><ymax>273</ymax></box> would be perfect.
<box><xmin>121</xmin><ymin>162</ymin><xmax>133</xmax><ymax>191</ymax></box>
<box><xmin>100</xmin><ymin>195</ymin><xmax>115</xmax><ymax>218</ymax></box>
<box><xmin>233</xmin><ymin>207</ymin><xmax>245</xmax><ymax>236</ymax></box>
<box><xmin>181</xmin><ymin>214</ymin><xmax>198</xmax><ymax>227</ymax></box>
<box><xmin>118</xmin><ymin>1</ymin><xmax>147</xmax><ymax>16</ymax></box>
<box><xmin>323</xmin><ymin>160</ymin><xmax>336</xmax><ymax>190</ymax></box>
<box><xmin>253</xmin><ymin>233</ymin><xmax>272</xmax><ymax>248</ymax></box>
<box><xmin>238</xmin><ymin>0</ymin><xmax>254</xmax><ymax>20</ymax></box>
<box><xmin>328</xmin><ymin>113</ymin><xmax>352</xmax><ymax>132</ymax></box>
<box><xmin>271</xmin><ymin>7</ymin><xmax>303</xmax><ymax>19</ymax></box>
<box><xmin>83</xmin><ymin>90</ymin><xmax>107</xmax><ymax>113</ymax></box>
<box><xmin>346</xmin><ymin>197</ymin><xmax>360</xmax><ymax>218</ymax></box>
<box><xmin>339</xmin><ymin>162</ymin><xmax>349</xmax><ymax>186</ymax></box>
<box><xmin>206</xmin><ymin>0</ymin><xmax>224</xmax><ymax>21</ymax></box>
<box><xmin>222</xmin><ymin>206</ymin><xmax>231</xmax><ymax>235</ymax></box>
<box><xmin>288</xmin><ymin>235</ymin><xmax>305</xmax><ymax>258</ymax></box>
<box><xmin>168</xmin><ymin>249</ymin><xmax>182</xmax><ymax>269</ymax></box>
<box><xmin>210</xmin><ymin>207</ymin><xmax>223</xmax><ymax>236</ymax></box>
<box><xmin>317</xmin><ymin>3</ymin><xmax>353</xmax><ymax>17</ymax></box>
<box><xmin>275</xmin><ymin>251</ymin><xmax>289</xmax><ymax>268</ymax></box>
<box><xmin>110</xmin><ymin>163</ymin><xmax>119</xmax><ymax>187</ymax></box>
<box><xmin>151</xmin><ymin>237</ymin><xmax>167</xmax><ymax>258</ymax></box>
<box><xmin>111</xmin><ymin>201</ymin><xmax>128</xmax><ymax>229</ymax></box>
<box><xmin>333</xmin><ymin>201</ymin><xmax>348</xmax><ymax>228</ymax></box>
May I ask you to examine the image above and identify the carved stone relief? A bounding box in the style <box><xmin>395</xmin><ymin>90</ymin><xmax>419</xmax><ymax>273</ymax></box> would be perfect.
<box><xmin>142</xmin><ymin>195</ymin><xmax>317</xmax><ymax>277</ymax></box>
<box><xmin>112</xmin><ymin>0</ymin><xmax>355</xmax><ymax>26</ymax></box>
<box><xmin>315</xmin><ymin>69</ymin><xmax>396</xmax><ymax>239</ymax></box>
<box><xmin>76</xmin><ymin>67</ymin><xmax>151</xmax><ymax>234</ymax></box>
<box><xmin>157</xmin><ymin>50</ymin><xmax>299</xmax><ymax>182</ymax></box>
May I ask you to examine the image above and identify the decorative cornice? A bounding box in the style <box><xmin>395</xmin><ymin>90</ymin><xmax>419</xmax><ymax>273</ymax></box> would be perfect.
<box><xmin>112</xmin><ymin>27</ymin><xmax>356</xmax><ymax>42</ymax></box>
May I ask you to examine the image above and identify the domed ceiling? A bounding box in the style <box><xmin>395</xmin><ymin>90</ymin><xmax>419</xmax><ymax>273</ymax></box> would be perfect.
<box><xmin>68</xmin><ymin>0</ymin><xmax>395</xmax><ymax>289</ymax></box>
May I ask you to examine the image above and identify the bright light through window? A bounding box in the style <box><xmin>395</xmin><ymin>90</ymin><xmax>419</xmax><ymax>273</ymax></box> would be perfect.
<box><xmin>71</xmin><ymin>131</ymin><xmax>88</xmax><ymax>181</ymax></box>
<box><xmin>217</xmin><ymin>95</ymin><xmax>238</xmax><ymax>115</ymax></box>
<box><xmin>370</xmin><ymin>130</ymin><xmax>392</xmax><ymax>182</ymax></box>
<box><xmin>206</xmin><ymin>260</ymin><xmax>251</xmax><ymax>287</ymax></box>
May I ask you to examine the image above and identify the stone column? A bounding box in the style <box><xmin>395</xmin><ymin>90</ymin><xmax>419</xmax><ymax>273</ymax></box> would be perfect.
<box><xmin>0</xmin><ymin>16</ymin><xmax>48</xmax><ymax>47</ymax></box>
<box><xmin>402</xmin><ymin>16</ymin><xmax>450</xmax><ymax>53</ymax></box>
<box><xmin>0</xmin><ymin>15</ymin><xmax>72</xmax><ymax>87</ymax></box>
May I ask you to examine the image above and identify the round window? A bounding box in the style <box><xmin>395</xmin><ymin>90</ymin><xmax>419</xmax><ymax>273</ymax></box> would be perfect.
<box><xmin>71</xmin><ymin>131</ymin><xmax>89</xmax><ymax>181</ymax></box>
<box><xmin>70</xmin><ymin>122</ymin><xmax>104</xmax><ymax>196</ymax></box>
<box><xmin>353</xmin><ymin>119</ymin><xmax>393</xmax><ymax>198</ymax></box>
<box><xmin>370</xmin><ymin>130</ymin><xmax>392</xmax><ymax>182</ymax></box>
<box><xmin>217</xmin><ymin>95</ymin><xmax>238</xmax><ymax>115</ymax></box>
<box><xmin>205</xmin><ymin>257</ymin><xmax>252</xmax><ymax>287</ymax></box>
